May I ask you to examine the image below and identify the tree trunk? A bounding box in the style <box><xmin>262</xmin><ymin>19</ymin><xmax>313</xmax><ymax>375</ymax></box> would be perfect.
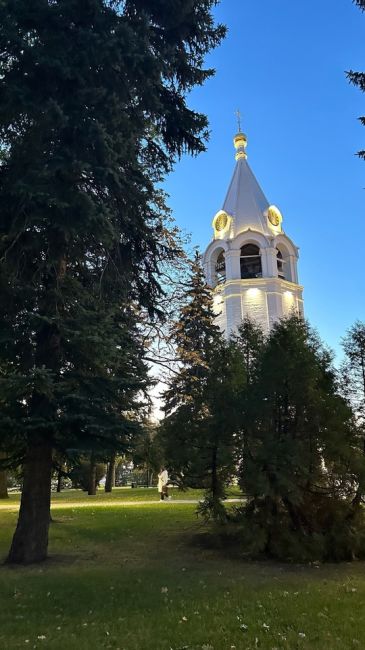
<box><xmin>56</xmin><ymin>468</ymin><xmax>63</xmax><ymax>493</ymax></box>
<box><xmin>0</xmin><ymin>470</ymin><xmax>8</xmax><ymax>499</ymax></box>
<box><xmin>282</xmin><ymin>495</ymin><xmax>310</xmax><ymax>534</ymax></box>
<box><xmin>88</xmin><ymin>459</ymin><xmax>97</xmax><ymax>496</ymax></box>
<box><xmin>105</xmin><ymin>454</ymin><xmax>116</xmax><ymax>493</ymax></box>
<box><xmin>0</xmin><ymin>452</ymin><xmax>8</xmax><ymax>499</ymax></box>
<box><xmin>211</xmin><ymin>447</ymin><xmax>218</xmax><ymax>500</ymax></box>
<box><xmin>7</xmin><ymin>441</ymin><xmax>53</xmax><ymax>564</ymax></box>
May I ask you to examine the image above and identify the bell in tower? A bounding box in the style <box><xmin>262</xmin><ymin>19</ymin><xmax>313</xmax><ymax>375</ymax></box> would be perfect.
<box><xmin>203</xmin><ymin>128</ymin><xmax>304</xmax><ymax>335</ymax></box>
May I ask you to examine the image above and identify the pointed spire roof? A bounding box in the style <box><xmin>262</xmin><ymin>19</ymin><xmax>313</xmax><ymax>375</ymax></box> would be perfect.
<box><xmin>221</xmin><ymin>132</ymin><xmax>271</xmax><ymax>237</ymax></box>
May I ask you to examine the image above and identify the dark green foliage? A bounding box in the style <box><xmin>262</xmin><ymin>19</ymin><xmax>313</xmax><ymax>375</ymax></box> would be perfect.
<box><xmin>232</xmin><ymin>496</ymin><xmax>365</xmax><ymax>563</ymax></box>
<box><xmin>231</xmin><ymin>317</ymin><xmax>265</xmax><ymax>471</ymax></box>
<box><xmin>0</xmin><ymin>0</ymin><xmax>225</xmax><ymax>562</ymax></box>
<box><xmin>161</xmin><ymin>253</ymin><xmax>245</xmax><ymax>520</ymax></box>
<box><xmin>347</xmin><ymin>1</ymin><xmax>365</xmax><ymax>158</ymax></box>
<box><xmin>70</xmin><ymin>460</ymin><xmax>106</xmax><ymax>492</ymax></box>
<box><xmin>5</xmin><ymin>466</ymin><xmax>22</xmax><ymax>490</ymax></box>
<box><xmin>132</xmin><ymin>424</ymin><xmax>164</xmax><ymax>485</ymax></box>
<box><xmin>161</xmin><ymin>253</ymin><xmax>221</xmax><ymax>491</ymax></box>
<box><xmin>341</xmin><ymin>321</ymin><xmax>365</xmax><ymax>421</ymax></box>
<box><xmin>232</xmin><ymin>316</ymin><xmax>265</xmax><ymax>386</ymax></box>
<box><xmin>0</xmin><ymin>0</ymin><xmax>225</xmax><ymax>467</ymax></box>
<box><xmin>163</xmin><ymin>253</ymin><xmax>222</xmax><ymax>411</ymax></box>
<box><xmin>340</xmin><ymin>321</ymin><xmax>365</xmax><ymax>504</ymax></box>
<box><xmin>236</xmin><ymin>316</ymin><xmax>365</xmax><ymax>562</ymax></box>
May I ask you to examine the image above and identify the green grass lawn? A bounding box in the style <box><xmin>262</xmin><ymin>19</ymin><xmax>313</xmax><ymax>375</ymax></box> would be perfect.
<box><xmin>1</xmin><ymin>491</ymin><xmax>365</xmax><ymax>649</ymax></box>
<box><xmin>3</xmin><ymin>485</ymin><xmax>242</xmax><ymax>506</ymax></box>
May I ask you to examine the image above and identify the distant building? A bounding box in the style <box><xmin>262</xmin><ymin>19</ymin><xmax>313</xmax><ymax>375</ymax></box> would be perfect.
<box><xmin>203</xmin><ymin>130</ymin><xmax>303</xmax><ymax>335</ymax></box>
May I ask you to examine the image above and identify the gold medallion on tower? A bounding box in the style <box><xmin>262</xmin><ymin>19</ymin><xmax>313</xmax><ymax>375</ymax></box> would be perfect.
<box><xmin>212</xmin><ymin>210</ymin><xmax>230</xmax><ymax>238</ymax></box>
<box><xmin>267</xmin><ymin>205</ymin><xmax>283</xmax><ymax>231</ymax></box>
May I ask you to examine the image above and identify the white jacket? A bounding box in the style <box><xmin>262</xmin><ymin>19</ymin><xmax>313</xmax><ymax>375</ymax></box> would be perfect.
<box><xmin>158</xmin><ymin>469</ymin><xmax>168</xmax><ymax>492</ymax></box>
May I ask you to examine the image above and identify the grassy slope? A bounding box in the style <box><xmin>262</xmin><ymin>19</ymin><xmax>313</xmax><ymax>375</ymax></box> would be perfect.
<box><xmin>0</xmin><ymin>491</ymin><xmax>365</xmax><ymax>649</ymax></box>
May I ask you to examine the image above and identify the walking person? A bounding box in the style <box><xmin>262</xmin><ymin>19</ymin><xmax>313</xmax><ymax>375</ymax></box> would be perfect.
<box><xmin>158</xmin><ymin>467</ymin><xmax>169</xmax><ymax>501</ymax></box>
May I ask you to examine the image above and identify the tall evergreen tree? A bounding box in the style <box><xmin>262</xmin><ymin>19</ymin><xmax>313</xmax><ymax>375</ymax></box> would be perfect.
<box><xmin>237</xmin><ymin>316</ymin><xmax>365</xmax><ymax>561</ymax></box>
<box><xmin>0</xmin><ymin>1</ymin><xmax>225</xmax><ymax>563</ymax></box>
<box><xmin>197</xmin><ymin>338</ymin><xmax>246</xmax><ymax>520</ymax></box>
<box><xmin>340</xmin><ymin>321</ymin><xmax>365</xmax><ymax>504</ymax></box>
<box><xmin>132</xmin><ymin>422</ymin><xmax>163</xmax><ymax>488</ymax></box>
<box><xmin>162</xmin><ymin>253</ymin><xmax>222</xmax><ymax>485</ymax></box>
<box><xmin>347</xmin><ymin>0</ymin><xmax>365</xmax><ymax>159</ymax></box>
<box><xmin>161</xmin><ymin>253</ymin><xmax>245</xmax><ymax>520</ymax></box>
<box><xmin>231</xmin><ymin>317</ymin><xmax>265</xmax><ymax>484</ymax></box>
<box><xmin>232</xmin><ymin>317</ymin><xmax>265</xmax><ymax>387</ymax></box>
<box><xmin>341</xmin><ymin>321</ymin><xmax>365</xmax><ymax>421</ymax></box>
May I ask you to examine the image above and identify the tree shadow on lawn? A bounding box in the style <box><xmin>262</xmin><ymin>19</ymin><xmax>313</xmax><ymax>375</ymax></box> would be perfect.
<box><xmin>46</xmin><ymin>514</ymin><xmax>365</xmax><ymax>593</ymax></box>
<box><xmin>3</xmin><ymin>504</ymin><xmax>365</xmax><ymax>590</ymax></box>
<box><xmin>43</xmin><ymin>504</ymin><xmax>205</xmax><ymax>569</ymax></box>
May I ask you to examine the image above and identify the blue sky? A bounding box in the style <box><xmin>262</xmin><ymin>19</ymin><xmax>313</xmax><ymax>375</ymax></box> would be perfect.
<box><xmin>164</xmin><ymin>0</ymin><xmax>364</xmax><ymax>356</ymax></box>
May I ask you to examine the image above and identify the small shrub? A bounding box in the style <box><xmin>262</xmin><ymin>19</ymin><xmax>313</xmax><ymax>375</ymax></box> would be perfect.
<box><xmin>229</xmin><ymin>496</ymin><xmax>365</xmax><ymax>562</ymax></box>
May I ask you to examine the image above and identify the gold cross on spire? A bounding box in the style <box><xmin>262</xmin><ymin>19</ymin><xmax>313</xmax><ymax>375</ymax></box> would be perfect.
<box><xmin>235</xmin><ymin>108</ymin><xmax>242</xmax><ymax>133</ymax></box>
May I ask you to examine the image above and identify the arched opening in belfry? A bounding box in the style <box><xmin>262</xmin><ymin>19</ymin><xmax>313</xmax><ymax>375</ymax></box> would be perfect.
<box><xmin>240</xmin><ymin>244</ymin><xmax>262</xmax><ymax>279</ymax></box>
<box><xmin>277</xmin><ymin>249</ymin><xmax>285</xmax><ymax>279</ymax></box>
<box><xmin>276</xmin><ymin>245</ymin><xmax>292</xmax><ymax>282</ymax></box>
<box><xmin>215</xmin><ymin>250</ymin><xmax>226</xmax><ymax>285</ymax></box>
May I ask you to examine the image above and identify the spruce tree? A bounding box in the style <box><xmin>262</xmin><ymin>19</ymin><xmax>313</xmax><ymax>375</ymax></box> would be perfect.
<box><xmin>162</xmin><ymin>253</ymin><xmax>245</xmax><ymax>520</ymax></box>
<box><xmin>197</xmin><ymin>338</ymin><xmax>246</xmax><ymax>520</ymax></box>
<box><xmin>347</xmin><ymin>0</ymin><xmax>365</xmax><ymax>159</ymax></box>
<box><xmin>238</xmin><ymin>316</ymin><xmax>365</xmax><ymax>561</ymax></box>
<box><xmin>341</xmin><ymin>321</ymin><xmax>365</xmax><ymax>421</ymax></box>
<box><xmin>0</xmin><ymin>1</ymin><xmax>225</xmax><ymax>563</ymax></box>
<box><xmin>132</xmin><ymin>423</ymin><xmax>163</xmax><ymax>488</ymax></box>
<box><xmin>341</xmin><ymin>321</ymin><xmax>365</xmax><ymax>504</ymax></box>
<box><xmin>232</xmin><ymin>317</ymin><xmax>265</xmax><ymax>386</ymax></box>
<box><xmin>231</xmin><ymin>317</ymin><xmax>265</xmax><ymax>484</ymax></box>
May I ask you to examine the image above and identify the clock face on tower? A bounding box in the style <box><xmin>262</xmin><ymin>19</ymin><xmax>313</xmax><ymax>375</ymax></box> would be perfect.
<box><xmin>267</xmin><ymin>205</ymin><xmax>282</xmax><ymax>229</ymax></box>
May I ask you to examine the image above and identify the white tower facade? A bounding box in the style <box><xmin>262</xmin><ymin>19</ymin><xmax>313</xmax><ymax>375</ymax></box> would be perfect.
<box><xmin>203</xmin><ymin>132</ymin><xmax>303</xmax><ymax>336</ymax></box>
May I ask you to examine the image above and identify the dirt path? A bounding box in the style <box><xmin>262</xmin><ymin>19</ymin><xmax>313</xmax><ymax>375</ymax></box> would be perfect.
<box><xmin>0</xmin><ymin>498</ymin><xmax>243</xmax><ymax>511</ymax></box>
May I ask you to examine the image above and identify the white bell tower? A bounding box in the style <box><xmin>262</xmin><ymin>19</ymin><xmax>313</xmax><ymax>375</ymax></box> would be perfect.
<box><xmin>203</xmin><ymin>130</ymin><xmax>303</xmax><ymax>335</ymax></box>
